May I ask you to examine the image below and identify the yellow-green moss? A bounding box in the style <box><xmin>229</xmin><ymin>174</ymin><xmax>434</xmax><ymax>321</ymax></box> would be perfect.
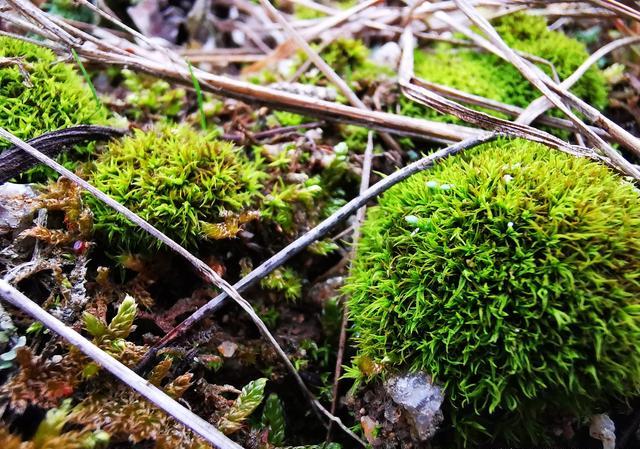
<box><xmin>88</xmin><ymin>124</ymin><xmax>265</xmax><ymax>252</ymax></box>
<box><xmin>0</xmin><ymin>37</ymin><xmax>109</xmax><ymax>180</ymax></box>
<box><xmin>401</xmin><ymin>13</ymin><xmax>608</xmax><ymax>129</ymax></box>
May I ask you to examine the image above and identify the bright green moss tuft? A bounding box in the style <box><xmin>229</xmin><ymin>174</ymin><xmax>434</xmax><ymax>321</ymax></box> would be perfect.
<box><xmin>88</xmin><ymin>124</ymin><xmax>265</xmax><ymax>252</ymax></box>
<box><xmin>345</xmin><ymin>139</ymin><xmax>640</xmax><ymax>446</ymax></box>
<box><xmin>402</xmin><ymin>13</ymin><xmax>607</xmax><ymax>127</ymax></box>
<box><xmin>0</xmin><ymin>37</ymin><xmax>108</xmax><ymax>179</ymax></box>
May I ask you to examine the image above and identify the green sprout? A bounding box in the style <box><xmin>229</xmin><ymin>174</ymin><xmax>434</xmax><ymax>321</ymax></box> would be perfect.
<box><xmin>345</xmin><ymin>138</ymin><xmax>640</xmax><ymax>446</ymax></box>
<box><xmin>187</xmin><ymin>61</ymin><xmax>207</xmax><ymax>131</ymax></box>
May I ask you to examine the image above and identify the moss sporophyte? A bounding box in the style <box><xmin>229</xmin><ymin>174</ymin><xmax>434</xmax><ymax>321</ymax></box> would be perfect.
<box><xmin>0</xmin><ymin>36</ymin><xmax>109</xmax><ymax>180</ymax></box>
<box><xmin>345</xmin><ymin>139</ymin><xmax>640</xmax><ymax>447</ymax></box>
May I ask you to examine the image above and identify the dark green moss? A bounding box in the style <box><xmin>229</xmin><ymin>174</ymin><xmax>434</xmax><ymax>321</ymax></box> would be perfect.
<box><xmin>345</xmin><ymin>139</ymin><xmax>640</xmax><ymax>446</ymax></box>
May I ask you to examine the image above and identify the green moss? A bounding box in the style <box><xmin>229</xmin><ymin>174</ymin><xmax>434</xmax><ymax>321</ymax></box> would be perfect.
<box><xmin>121</xmin><ymin>69</ymin><xmax>186</xmax><ymax>121</ymax></box>
<box><xmin>259</xmin><ymin>267</ymin><xmax>303</xmax><ymax>301</ymax></box>
<box><xmin>273</xmin><ymin>111</ymin><xmax>307</xmax><ymax>127</ymax></box>
<box><xmin>0</xmin><ymin>37</ymin><xmax>109</xmax><ymax>180</ymax></box>
<box><xmin>403</xmin><ymin>13</ymin><xmax>608</xmax><ymax>128</ymax></box>
<box><xmin>45</xmin><ymin>0</ymin><xmax>95</xmax><ymax>22</ymax></box>
<box><xmin>345</xmin><ymin>139</ymin><xmax>640</xmax><ymax>446</ymax></box>
<box><xmin>88</xmin><ymin>124</ymin><xmax>265</xmax><ymax>253</ymax></box>
<box><xmin>298</xmin><ymin>38</ymin><xmax>394</xmax><ymax>91</ymax></box>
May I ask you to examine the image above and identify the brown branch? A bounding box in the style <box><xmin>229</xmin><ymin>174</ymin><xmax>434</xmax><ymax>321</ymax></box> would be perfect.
<box><xmin>0</xmin><ymin>125</ymin><xmax>126</xmax><ymax>183</ymax></box>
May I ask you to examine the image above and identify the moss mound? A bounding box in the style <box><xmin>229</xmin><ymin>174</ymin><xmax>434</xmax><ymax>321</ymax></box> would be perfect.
<box><xmin>345</xmin><ymin>139</ymin><xmax>640</xmax><ymax>446</ymax></box>
<box><xmin>0</xmin><ymin>37</ymin><xmax>108</xmax><ymax>179</ymax></box>
<box><xmin>402</xmin><ymin>13</ymin><xmax>607</xmax><ymax>124</ymax></box>
<box><xmin>88</xmin><ymin>125</ymin><xmax>265</xmax><ymax>252</ymax></box>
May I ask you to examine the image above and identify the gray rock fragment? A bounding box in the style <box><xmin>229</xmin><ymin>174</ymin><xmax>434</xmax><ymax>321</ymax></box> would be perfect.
<box><xmin>590</xmin><ymin>414</ymin><xmax>615</xmax><ymax>449</ymax></box>
<box><xmin>0</xmin><ymin>183</ymin><xmax>38</xmax><ymax>236</ymax></box>
<box><xmin>385</xmin><ymin>372</ymin><xmax>444</xmax><ymax>441</ymax></box>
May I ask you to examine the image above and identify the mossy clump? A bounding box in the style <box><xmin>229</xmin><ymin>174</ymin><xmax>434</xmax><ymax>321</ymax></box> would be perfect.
<box><xmin>402</xmin><ymin>13</ymin><xmax>607</xmax><ymax>124</ymax></box>
<box><xmin>88</xmin><ymin>124</ymin><xmax>265</xmax><ymax>252</ymax></box>
<box><xmin>119</xmin><ymin>68</ymin><xmax>186</xmax><ymax>122</ymax></box>
<box><xmin>345</xmin><ymin>139</ymin><xmax>640</xmax><ymax>446</ymax></box>
<box><xmin>299</xmin><ymin>38</ymin><xmax>394</xmax><ymax>92</ymax></box>
<box><xmin>0</xmin><ymin>37</ymin><xmax>108</xmax><ymax>179</ymax></box>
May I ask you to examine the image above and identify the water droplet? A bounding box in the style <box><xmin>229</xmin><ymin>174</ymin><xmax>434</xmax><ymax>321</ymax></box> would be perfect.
<box><xmin>405</xmin><ymin>215</ymin><xmax>420</xmax><ymax>225</ymax></box>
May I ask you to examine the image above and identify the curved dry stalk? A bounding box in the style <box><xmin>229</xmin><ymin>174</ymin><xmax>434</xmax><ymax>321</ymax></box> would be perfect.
<box><xmin>588</xmin><ymin>0</ymin><xmax>640</xmax><ymax>22</ymax></box>
<box><xmin>412</xmin><ymin>77</ymin><xmax>609</xmax><ymax>136</ymax></box>
<box><xmin>0</xmin><ymin>279</ymin><xmax>244</xmax><ymax>449</ymax></box>
<box><xmin>142</xmin><ymin>134</ymin><xmax>499</xmax><ymax>363</ymax></box>
<box><xmin>5</xmin><ymin>0</ymin><xmax>78</xmax><ymax>45</ymax></box>
<box><xmin>397</xmin><ymin>28</ymin><xmax>606</xmax><ymax>164</ymax></box>
<box><xmin>327</xmin><ymin>131</ymin><xmax>374</xmax><ymax>439</ymax></box>
<box><xmin>0</xmin><ymin>125</ymin><xmax>126</xmax><ymax>182</ymax></box>
<box><xmin>442</xmin><ymin>2</ymin><xmax>640</xmax><ymax>177</ymax></box>
<box><xmin>517</xmin><ymin>36</ymin><xmax>640</xmax><ymax>125</ymax></box>
<box><xmin>0</xmin><ymin>126</ymin><xmax>363</xmax><ymax>446</ymax></box>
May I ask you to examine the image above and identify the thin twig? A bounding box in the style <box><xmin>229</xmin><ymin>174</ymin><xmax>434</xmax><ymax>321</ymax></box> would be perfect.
<box><xmin>517</xmin><ymin>36</ymin><xmax>640</xmax><ymax>125</ymax></box>
<box><xmin>397</xmin><ymin>28</ymin><xmax>605</xmax><ymax>164</ymax></box>
<box><xmin>442</xmin><ymin>3</ymin><xmax>640</xmax><ymax>177</ymax></box>
<box><xmin>412</xmin><ymin>77</ymin><xmax>609</xmax><ymax>136</ymax></box>
<box><xmin>5</xmin><ymin>0</ymin><xmax>78</xmax><ymax>45</ymax></box>
<box><xmin>327</xmin><ymin>131</ymin><xmax>374</xmax><ymax>440</ymax></box>
<box><xmin>589</xmin><ymin>0</ymin><xmax>640</xmax><ymax>22</ymax></box>
<box><xmin>0</xmin><ymin>279</ymin><xmax>244</xmax><ymax>449</ymax></box>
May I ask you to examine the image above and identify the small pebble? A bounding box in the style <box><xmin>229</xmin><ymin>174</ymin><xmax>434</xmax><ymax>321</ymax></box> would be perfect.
<box><xmin>217</xmin><ymin>341</ymin><xmax>238</xmax><ymax>358</ymax></box>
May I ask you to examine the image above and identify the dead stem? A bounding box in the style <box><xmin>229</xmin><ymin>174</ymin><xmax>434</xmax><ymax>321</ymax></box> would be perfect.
<box><xmin>517</xmin><ymin>36</ymin><xmax>640</xmax><ymax>125</ymax></box>
<box><xmin>438</xmin><ymin>3</ymin><xmax>640</xmax><ymax>176</ymax></box>
<box><xmin>327</xmin><ymin>131</ymin><xmax>375</xmax><ymax>440</ymax></box>
<box><xmin>257</xmin><ymin>0</ymin><xmax>401</xmax><ymax>152</ymax></box>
